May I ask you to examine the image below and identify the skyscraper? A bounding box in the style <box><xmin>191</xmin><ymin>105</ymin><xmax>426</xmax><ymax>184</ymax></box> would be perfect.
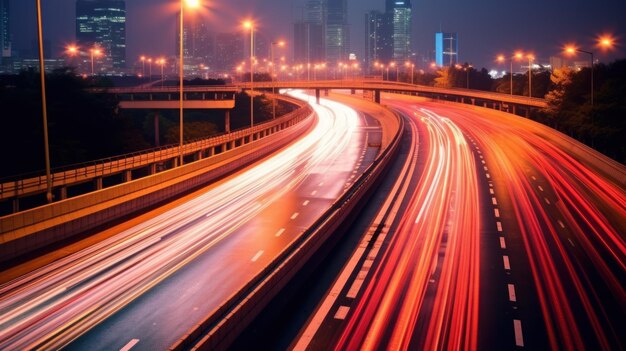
<box><xmin>386</xmin><ymin>0</ymin><xmax>412</xmax><ymax>60</ymax></box>
<box><xmin>365</xmin><ymin>10</ymin><xmax>390</xmax><ymax>71</ymax></box>
<box><xmin>0</xmin><ymin>0</ymin><xmax>10</xmax><ymax>64</ymax></box>
<box><xmin>293</xmin><ymin>0</ymin><xmax>325</xmax><ymax>64</ymax></box>
<box><xmin>76</xmin><ymin>0</ymin><xmax>126</xmax><ymax>73</ymax></box>
<box><xmin>435</xmin><ymin>32</ymin><xmax>458</xmax><ymax>66</ymax></box>
<box><xmin>177</xmin><ymin>12</ymin><xmax>213</xmax><ymax>68</ymax></box>
<box><xmin>325</xmin><ymin>0</ymin><xmax>349</xmax><ymax>64</ymax></box>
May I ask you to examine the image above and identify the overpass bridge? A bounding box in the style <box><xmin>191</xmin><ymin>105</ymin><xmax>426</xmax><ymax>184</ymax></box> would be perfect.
<box><xmin>239</xmin><ymin>79</ymin><xmax>547</xmax><ymax>115</ymax></box>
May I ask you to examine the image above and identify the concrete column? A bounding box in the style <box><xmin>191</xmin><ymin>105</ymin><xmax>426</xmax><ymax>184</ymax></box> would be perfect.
<box><xmin>172</xmin><ymin>157</ymin><xmax>179</xmax><ymax>168</ymax></box>
<box><xmin>225</xmin><ymin>110</ymin><xmax>231</xmax><ymax>133</ymax></box>
<box><xmin>12</xmin><ymin>198</ymin><xmax>19</xmax><ymax>213</ymax></box>
<box><xmin>471</xmin><ymin>98</ymin><xmax>475</xmax><ymax>105</ymax></box>
<box><xmin>351</xmin><ymin>89</ymin><xmax>356</xmax><ymax>95</ymax></box>
<box><xmin>315</xmin><ymin>89</ymin><xmax>321</xmax><ymax>104</ymax></box>
<box><xmin>95</xmin><ymin>177</ymin><xmax>103</xmax><ymax>190</ymax></box>
<box><xmin>59</xmin><ymin>187</ymin><xmax>68</xmax><ymax>200</ymax></box>
<box><xmin>374</xmin><ymin>90</ymin><xmax>381</xmax><ymax>104</ymax></box>
<box><xmin>208</xmin><ymin>147</ymin><xmax>215</xmax><ymax>157</ymax></box>
<box><xmin>154</xmin><ymin>112</ymin><xmax>160</xmax><ymax>147</ymax></box>
<box><xmin>525</xmin><ymin>109</ymin><xmax>530</xmax><ymax>118</ymax></box>
<box><xmin>512</xmin><ymin>105</ymin><xmax>517</xmax><ymax>115</ymax></box>
<box><xmin>150</xmin><ymin>163</ymin><xmax>157</xmax><ymax>175</ymax></box>
<box><xmin>123</xmin><ymin>170</ymin><xmax>132</xmax><ymax>182</ymax></box>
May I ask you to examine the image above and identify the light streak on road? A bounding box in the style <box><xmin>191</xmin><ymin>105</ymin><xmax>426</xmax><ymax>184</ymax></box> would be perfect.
<box><xmin>335</xmin><ymin>103</ymin><xmax>481</xmax><ymax>350</ymax></box>
<box><xmin>0</xmin><ymin>90</ymin><xmax>364</xmax><ymax>350</ymax></box>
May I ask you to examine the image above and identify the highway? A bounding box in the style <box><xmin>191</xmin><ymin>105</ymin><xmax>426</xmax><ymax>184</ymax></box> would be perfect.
<box><xmin>294</xmin><ymin>93</ymin><xmax>625</xmax><ymax>350</ymax></box>
<box><xmin>0</xmin><ymin>91</ymin><xmax>384</xmax><ymax>350</ymax></box>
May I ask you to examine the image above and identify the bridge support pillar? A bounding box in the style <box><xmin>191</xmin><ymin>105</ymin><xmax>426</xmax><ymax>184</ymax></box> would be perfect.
<box><xmin>95</xmin><ymin>177</ymin><xmax>103</xmax><ymax>191</ymax></box>
<box><xmin>123</xmin><ymin>170</ymin><xmax>132</xmax><ymax>183</ymax></box>
<box><xmin>208</xmin><ymin>147</ymin><xmax>215</xmax><ymax>157</ymax></box>
<box><xmin>315</xmin><ymin>89</ymin><xmax>321</xmax><ymax>104</ymax></box>
<box><xmin>512</xmin><ymin>105</ymin><xmax>517</xmax><ymax>115</ymax></box>
<box><xmin>225</xmin><ymin>110</ymin><xmax>231</xmax><ymax>133</ymax></box>
<box><xmin>59</xmin><ymin>187</ymin><xmax>68</xmax><ymax>200</ymax></box>
<box><xmin>374</xmin><ymin>90</ymin><xmax>381</xmax><ymax>104</ymax></box>
<box><xmin>351</xmin><ymin>89</ymin><xmax>356</xmax><ymax>95</ymax></box>
<box><xmin>471</xmin><ymin>98</ymin><xmax>475</xmax><ymax>105</ymax></box>
<box><xmin>525</xmin><ymin>108</ymin><xmax>530</xmax><ymax>118</ymax></box>
<box><xmin>150</xmin><ymin>163</ymin><xmax>157</xmax><ymax>175</ymax></box>
<box><xmin>196</xmin><ymin>151</ymin><xmax>203</xmax><ymax>161</ymax></box>
<box><xmin>12</xmin><ymin>198</ymin><xmax>19</xmax><ymax>213</ymax></box>
<box><xmin>154</xmin><ymin>112</ymin><xmax>160</xmax><ymax>147</ymax></box>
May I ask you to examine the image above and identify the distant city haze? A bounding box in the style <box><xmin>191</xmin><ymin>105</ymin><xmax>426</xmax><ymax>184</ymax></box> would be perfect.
<box><xmin>9</xmin><ymin>0</ymin><xmax>625</xmax><ymax>68</ymax></box>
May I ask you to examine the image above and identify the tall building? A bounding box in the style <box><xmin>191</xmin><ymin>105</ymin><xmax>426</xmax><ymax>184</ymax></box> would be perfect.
<box><xmin>435</xmin><ymin>32</ymin><xmax>458</xmax><ymax>66</ymax></box>
<box><xmin>0</xmin><ymin>0</ymin><xmax>10</xmax><ymax>64</ymax></box>
<box><xmin>386</xmin><ymin>0</ymin><xmax>412</xmax><ymax>61</ymax></box>
<box><xmin>214</xmin><ymin>32</ymin><xmax>244</xmax><ymax>72</ymax></box>
<box><xmin>177</xmin><ymin>12</ymin><xmax>213</xmax><ymax>68</ymax></box>
<box><xmin>364</xmin><ymin>10</ymin><xmax>389</xmax><ymax>71</ymax></box>
<box><xmin>76</xmin><ymin>0</ymin><xmax>126</xmax><ymax>73</ymax></box>
<box><xmin>325</xmin><ymin>0</ymin><xmax>349</xmax><ymax>64</ymax></box>
<box><xmin>293</xmin><ymin>0</ymin><xmax>325</xmax><ymax>64</ymax></box>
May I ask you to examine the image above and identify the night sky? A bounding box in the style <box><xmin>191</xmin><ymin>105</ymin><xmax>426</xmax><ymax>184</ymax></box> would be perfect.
<box><xmin>9</xmin><ymin>0</ymin><xmax>626</xmax><ymax>69</ymax></box>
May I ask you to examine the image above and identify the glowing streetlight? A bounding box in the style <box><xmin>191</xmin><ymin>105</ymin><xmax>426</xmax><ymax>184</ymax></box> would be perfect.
<box><xmin>158</xmin><ymin>58</ymin><xmax>166</xmax><ymax>87</ymax></box>
<box><xmin>90</xmin><ymin>48</ymin><xmax>102</xmax><ymax>75</ymax></box>
<box><xmin>405</xmin><ymin>61</ymin><xmax>415</xmax><ymax>84</ymax></box>
<box><xmin>243</xmin><ymin>20</ymin><xmax>255</xmax><ymax>127</ymax></box>
<box><xmin>140</xmin><ymin>55</ymin><xmax>147</xmax><ymax>78</ymax></box>
<box><xmin>66</xmin><ymin>45</ymin><xmax>79</xmax><ymax>70</ymax></box>
<box><xmin>178</xmin><ymin>0</ymin><xmax>202</xmax><ymax>166</ymax></box>
<box><xmin>497</xmin><ymin>52</ymin><xmax>524</xmax><ymax>96</ymax></box>
<box><xmin>390</xmin><ymin>61</ymin><xmax>398</xmax><ymax>81</ymax></box>
<box><xmin>270</xmin><ymin>40</ymin><xmax>285</xmax><ymax>119</ymax></box>
<box><xmin>36</xmin><ymin>0</ymin><xmax>52</xmax><ymax>203</ymax></box>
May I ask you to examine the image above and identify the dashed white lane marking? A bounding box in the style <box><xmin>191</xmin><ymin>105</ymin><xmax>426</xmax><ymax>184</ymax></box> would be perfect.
<box><xmin>558</xmin><ymin>220</ymin><xmax>565</xmax><ymax>228</ymax></box>
<box><xmin>489</xmin><ymin>188</ymin><xmax>495</xmax><ymax>195</ymax></box>
<box><xmin>291</xmin><ymin>212</ymin><xmax>299</xmax><ymax>220</ymax></box>
<box><xmin>479</xmin><ymin>155</ymin><xmax>484</xmax><ymax>159</ymax></box>
<box><xmin>484</xmin><ymin>166</ymin><xmax>489</xmax><ymax>171</ymax></box>
<box><xmin>120</xmin><ymin>339</ymin><xmax>140</xmax><ymax>351</ymax></box>
<box><xmin>514</xmin><ymin>319</ymin><xmax>525</xmax><ymax>347</ymax></box>
<box><xmin>531</xmin><ymin>176</ymin><xmax>537</xmax><ymax>181</ymax></box>
<box><xmin>544</xmin><ymin>198</ymin><xmax>551</xmax><ymax>205</ymax></box>
<box><xmin>251</xmin><ymin>250</ymin><xmax>264</xmax><ymax>262</ymax></box>
<box><xmin>334</xmin><ymin>306</ymin><xmax>350</xmax><ymax>320</ymax></box>
<box><xmin>275</xmin><ymin>228</ymin><xmax>285</xmax><ymax>237</ymax></box>
<box><xmin>318</xmin><ymin>182</ymin><xmax>324</xmax><ymax>187</ymax></box>
<box><xmin>492</xmin><ymin>197</ymin><xmax>498</xmax><ymax>205</ymax></box>
<box><xmin>538</xmin><ymin>185</ymin><xmax>544</xmax><ymax>192</ymax></box>
<box><xmin>568</xmin><ymin>238</ymin><xmax>575</xmax><ymax>247</ymax></box>
<box><xmin>503</xmin><ymin>255</ymin><xmax>511</xmax><ymax>270</ymax></box>
<box><xmin>496</xmin><ymin>222</ymin><xmax>503</xmax><ymax>232</ymax></box>
<box><xmin>508</xmin><ymin>284</ymin><xmax>517</xmax><ymax>302</ymax></box>
<box><xmin>494</xmin><ymin>208</ymin><xmax>501</xmax><ymax>218</ymax></box>
<box><xmin>486</xmin><ymin>173</ymin><xmax>491</xmax><ymax>179</ymax></box>
<box><xmin>311</xmin><ymin>190</ymin><xmax>318</xmax><ymax>196</ymax></box>
<box><xmin>303</xmin><ymin>200</ymin><xmax>310</xmax><ymax>206</ymax></box>
<box><xmin>500</xmin><ymin>237</ymin><xmax>507</xmax><ymax>249</ymax></box>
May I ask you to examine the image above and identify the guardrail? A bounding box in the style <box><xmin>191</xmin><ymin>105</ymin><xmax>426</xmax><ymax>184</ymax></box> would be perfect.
<box><xmin>169</xmin><ymin>101</ymin><xmax>405</xmax><ymax>351</ymax></box>
<box><xmin>0</xmin><ymin>95</ymin><xmax>306</xmax><ymax>203</ymax></box>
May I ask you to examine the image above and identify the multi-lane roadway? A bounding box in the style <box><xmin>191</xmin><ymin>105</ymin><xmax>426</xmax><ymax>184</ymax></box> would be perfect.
<box><xmin>294</xmin><ymin>92</ymin><xmax>625</xmax><ymax>350</ymax></box>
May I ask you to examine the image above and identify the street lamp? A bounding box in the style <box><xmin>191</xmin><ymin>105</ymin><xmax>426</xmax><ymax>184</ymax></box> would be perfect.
<box><xmin>158</xmin><ymin>58</ymin><xmax>166</xmax><ymax>87</ymax></box>
<box><xmin>90</xmin><ymin>48</ymin><xmax>102</xmax><ymax>76</ymax></box>
<box><xmin>497</xmin><ymin>52</ymin><xmax>523</xmax><ymax>96</ymax></box>
<box><xmin>527</xmin><ymin>54</ymin><xmax>534</xmax><ymax>98</ymax></box>
<box><xmin>36</xmin><ymin>0</ymin><xmax>52</xmax><ymax>203</ymax></box>
<box><xmin>270</xmin><ymin>40</ymin><xmax>285</xmax><ymax>119</ymax></box>
<box><xmin>243</xmin><ymin>20</ymin><xmax>255</xmax><ymax>128</ymax></box>
<box><xmin>140</xmin><ymin>55</ymin><xmax>147</xmax><ymax>78</ymax></box>
<box><xmin>178</xmin><ymin>0</ymin><xmax>201</xmax><ymax>167</ymax></box>
<box><xmin>564</xmin><ymin>37</ymin><xmax>614</xmax><ymax>107</ymax></box>
<box><xmin>390</xmin><ymin>61</ymin><xmax>398</xmax><ymax>81</ymax></box>
<box><xmin>147</xmin><ymin>58</ymin><xmax>153</xmax><ymax>81</ymax></box>
<box><xmin>66</xmin><ymin>45</ymin><xmax>79</xmax><ymax>70</ymax></box>
<box><xmin>405</xmin><ymin>61</ymin><xmax>414</xmax><ymax>84</ymax></box>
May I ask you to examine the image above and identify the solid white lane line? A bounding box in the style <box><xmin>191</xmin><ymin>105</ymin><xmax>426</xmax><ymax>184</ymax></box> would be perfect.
<box><xmin>275</xmin><ymin>228</ymin><xmax>286</xmax><ymax>237</ymax></box>
<box><xmin>508</xmin><ymin>284</ymin><xmax>517</xmax><ymax>302</ymax></box>
<box><xmin>494</xmin><ymin>208</ymin><xmax>500</xmax><ymax>218</ymax></box>
<box><xmin>558</xmin><ymin>220</ymin><xmax>565</xmax><ymax>228</ymax></box>
<box><xmin>497</xmin><ymin>222</ymin><xmax>503</xmax><ymax>232</ymax></box>
<box><xmin>311</xmin><ymin>190</ymin><xmax>318</xmax><ymax>196</ymax></box>
<box><xmin>492</xmin><ymin>197</ymin><xmax>498</xmax><ymax>205</ymax></box>
<box><xmin>303</xmin><ymin>200</ymin><xmax>310</xmax><ymax>206</ymax></box>
<box><xmin>503</xmin><ymin>255</ymin><xmax>511</xmax><ymax>270</ymax></box>
<box><xmin>291</xmin><ymin>212</ymin><xmax>299</xmax><ymax>220</ymax></box>
<box><xmin>544</xmin><ymin>198</ymin><xmax>551</xmax><ymax>205</ymax></box>
<box><xmin>251</xmin><ymin>250</ymin><xmax>264</xmax><ymax>262</ymax></box>
<box><xmin>538</xmin><ymin>185</ymin><xmax>544</xmax><ymax>192</ymax></box>
<box><xmin>120</xmin><ymin>339</ymin><xmax>140</xmax><ymax>351</ymax></box>
<box><xmin>500</xmin><ymin>237</ymin><xmax>507</xmax><ymax>249</ymax></box>
<box><xmin>513</xmin><ymin>319</ymin><xmax>525</xmax><ymax>347</ymax></box>
<box><xmin>334</xmin><ymin>306</ymin><xmax>350</xmax><ymax>320</ymax></box>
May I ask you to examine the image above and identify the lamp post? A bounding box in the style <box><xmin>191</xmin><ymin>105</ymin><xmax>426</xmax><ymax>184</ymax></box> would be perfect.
<box><xmin>90</xmin><ymin>48</ymin><xmax>102</xmax><ymax>75</ymax></box>
<box><xmin>243</xmin><ymin>20</ymin><xmax>254</xmax><ymax>128</ymax></box>
<box><xmin>497</xmin><ymin>52</ymin><xmax>523</xmax><ymax>95</ymax></box>
<box><xmin>66</xmin><ymin>45</ymin><xmax>78</xmax><ymax>70</ymax></box>
<box><xmin>158</xmin><ymin>58</ymin><xmax>165</xmax><ymax>87</ymax></box>
<box><xmin>527</xmin><ymin>54</ymin><xmax>534</xmax><ymax>98</ymax></box>
<box><xmin>178</xmin><ymin>0</ymin><xmax>200</xmax><ymax>167</ymax></box>
<box><xmin>148</xmin><ymin>58</ymin><xmax>153</xmax><ymax>81</ymax></box>
<box><xmin>140</xmin><ymin>55</ymin><xmax>146</xmax><ymax>78</ymax></box>
<box><xmin>36</xmin><ymin>0</ymin><xmax>52</xmax><ymax>203</ymax></box>
<box><xmin>390</xmin><ymin>62</ymin><xmax>398</xmax><ymax>81</ymax></box>
<box><xmin>270</xmin><ymin>40</ymin><xmax>285</xmax><ymax>119</ymax></box>
<box><xmin>405</xmin><ymin>61</ymin><xmax>414</xmax><ymax>84</ymax></box>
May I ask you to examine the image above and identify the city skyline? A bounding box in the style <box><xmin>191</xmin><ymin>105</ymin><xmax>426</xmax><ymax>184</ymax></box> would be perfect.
<box><xmin>4</xmin><ymin>0</ymin><xmax>626</xmax><ymax>69</ymax></box>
